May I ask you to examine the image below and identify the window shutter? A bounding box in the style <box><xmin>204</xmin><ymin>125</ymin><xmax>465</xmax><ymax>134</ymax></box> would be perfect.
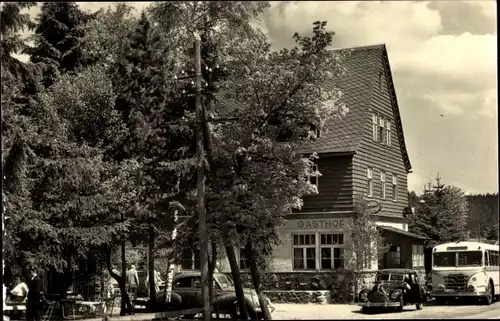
<box><xmin>392</xmin><ymin>175</ymin><xmax>397</xmax><ymax>185</ymax></box>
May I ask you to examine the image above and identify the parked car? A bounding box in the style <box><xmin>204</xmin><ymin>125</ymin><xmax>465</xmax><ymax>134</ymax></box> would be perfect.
<box><xmin>358</xmin><ymin>269</ymin><xmax>426</xmax><ymax>313</ymax></box>
<box><xmin>135</xmin><ymin>271</ymin><xmax>275</xmax><ymax>319</ymax></box>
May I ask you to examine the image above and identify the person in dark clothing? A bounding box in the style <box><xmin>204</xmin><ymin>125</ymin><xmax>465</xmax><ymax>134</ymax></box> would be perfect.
<box><xmin>26</xmin><ymin>266</ymin><xmax>43</xmax><ymax>321</ymax></box>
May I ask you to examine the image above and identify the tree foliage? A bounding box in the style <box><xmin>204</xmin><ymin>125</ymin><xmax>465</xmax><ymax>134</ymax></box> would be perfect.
<box><xmin>466</xmin><ymin>193</ymin><xmax>499</xmax><ymax>241</ymax></box>
<box><xmin>409</xmin><ymin>176</ymin><xmax>469</xmax><ymax>248</ymax></box>
<box><xmin>27</xmin><ymin>2</ymin><xmax>96</xmax><ymax>89</ymax></box>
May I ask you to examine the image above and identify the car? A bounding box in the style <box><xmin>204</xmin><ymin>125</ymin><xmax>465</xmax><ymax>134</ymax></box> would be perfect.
<box><xmin>135</xmin><ymin>271</ymin><xmax>275</xmax><ymax>319</ymax></box>
<box><xmin>358</xmin><ymin>269</ymin><xmax>426</xmax><ymax>313</ymax></box>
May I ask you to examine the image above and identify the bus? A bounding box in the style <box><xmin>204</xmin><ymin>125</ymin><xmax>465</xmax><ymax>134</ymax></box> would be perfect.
<box><xmin>431</xmin><ymin>241</ymin><xmax>499</xmax><ymax>305</ymax></box>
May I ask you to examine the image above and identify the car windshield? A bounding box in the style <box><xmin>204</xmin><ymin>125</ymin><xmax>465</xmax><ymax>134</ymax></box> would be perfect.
<box><xmin>458</xmin><ymin>251</ymin><xmax>483</xmax><ymax>267</ymax></box>
<box><xmin>216</xmin><ymin>275</ymin><xmax>234</xmax><ymax>289</ymax></box>
<box><xmin>390</xmin><ymin>274</ymin><xmax>404</xmax><ymax>282</ymax></box>
<box><xmin>434</xmin><ymin>251</ymin><xmax>483</xmax><ymax>267</ymax></box>
<box><xmin>433</xmin><ymin>252</ymin><xmax>456</xmax><ymax>267</ymax></box>
<box><xmin>376</xmin><ymin>274</ymin><xmax>390</xmax><ymax>282</ymax></box>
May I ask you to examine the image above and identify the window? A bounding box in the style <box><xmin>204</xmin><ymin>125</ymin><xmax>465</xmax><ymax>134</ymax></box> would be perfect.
<box><xmin>367</xmin><ymin>167</ymin><xmax>373</xmax><ymax>197</ymax></box>
<box><xmin>174</xmin><ymin>277</ymin><xmax>195</xmax><ymax>288</ymax></box>
<box><xmin>412</xmin><ymin>244</ymin><xmax>424</xmax><ymax>268</ymax></box>
<box><xmin>378</xmin><ymin>71</ymin><xmax>383</xmax><ymax>91</ymax></box>
<box><xmin>433</xmin><ymin>252</ymin><xmax>456</xmax><ymax>267</ymax></box>
<box><xmin>293</xmin><ymin>234</ymin><xmax>316</xmax><ymax>270</ymax></box>
<box><xmin>378</xmin><ymin>117</ymin><xmax>385</xmax><ymax>144</ymax></box>
<box><xmin>310</xmin><ymin>163</ymin><xmax>319</xmax><ymax>189</ymax></box>
<box><xmin>388</xmin><ymin>246</ymin><xmax>401</xmax><ymax>266</ymax></box>
<box><xmin>392</xmin><ymin>174</ymin><xmax>398</xmax><ymax>201</ymax></box>
<box><xmin>320</xmin><ymin>233</ymin><xmax>344</xmax><ymax>270</ymax></box>
<box><xmin>372</xmin><ymin>114</ymin><xmax>378</xmax><ymax>142</ymax></box>
<box><xmin>386</xmin><ymin>121</ymin><xmax>392</xmax><ymax>146</ymax></box>
<box><xmin>380</xmin><ymin>171</ymin><xmax>386</xmax><ymax>199</ymax></box>
<box><xmin>239</xmin><ymin>247</ymin><xmax>249</xmax><ymax>270</ymax></box>
<box><xmin>488</xmin><ymin>250</ymin><xmax>499</xmax><ymax>266</ymax></box>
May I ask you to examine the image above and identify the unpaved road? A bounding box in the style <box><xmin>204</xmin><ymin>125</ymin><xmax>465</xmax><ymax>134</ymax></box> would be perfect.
<box><xmin>270</xmin><ymin>301</ymin><xmax>500</xmax><ymax>319</ymax></box>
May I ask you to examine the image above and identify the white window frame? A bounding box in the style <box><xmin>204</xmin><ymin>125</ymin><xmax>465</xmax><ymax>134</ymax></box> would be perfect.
<box><xmin>386</xmin><ymin>121</ymin><xmax>392</xmax><ymax>146</ymax></box>
<box><xmin>292</xmin><ymin>234</ymin><xmax>316</xmax><ymax>270</ymax></box>
<box><xmin>392</xmin><ymin>174</ymin><xmax>398</xmax><ymax>201</ymax></box>
<box><xmin>412</xmin><ymin>244</ymin><xmax>425</xmax><ymax>268</ymax></box>
<box><xmin>380</xmin><ymin>171</ymin><xmax>386</xmax><ymax>199</ymax></box>
<box><xmin>372</xmin><ymin>114</ymin><xmax>378</xmax><ymax>142</ymax></box>
<box><xmin>378</xmin><ymin>117</ymin><xmax>385</xmax><ymax>145</ymax></box>
<box><xmin>319</xmin><ymin>233</ymin><xmax>345</xmax><ymax>270</ymax></box>
<box><xmin>367</xmin><ymin>167</ymin><xmax>373</xmax><ymax>197</ymax></box>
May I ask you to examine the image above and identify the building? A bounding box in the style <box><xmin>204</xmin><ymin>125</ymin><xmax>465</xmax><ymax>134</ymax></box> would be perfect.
<box><xmin>179</xmin><ymin>44</ymin><xmax>427</xmax><ymax>278</ymax></box>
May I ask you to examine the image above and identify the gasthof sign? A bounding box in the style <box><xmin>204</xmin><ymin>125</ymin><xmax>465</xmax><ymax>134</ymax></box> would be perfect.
<box><xmin>297</xmin><ymin>219</ymin><xmax>345</xmax><ymax>229</ymax></box>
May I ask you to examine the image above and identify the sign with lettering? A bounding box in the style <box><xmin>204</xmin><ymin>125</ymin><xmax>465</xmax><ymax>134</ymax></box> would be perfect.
<box><xmin>296</xmin><ymin>219</ymin><xmax>346</xmax><ymax>229</ymax></box>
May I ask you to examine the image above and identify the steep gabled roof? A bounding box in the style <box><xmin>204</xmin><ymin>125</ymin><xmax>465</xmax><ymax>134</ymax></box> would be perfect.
<box><xmin>300</xmin><ymin>44</ymin><xmax>412</xmax><ymax>173</ymax></box>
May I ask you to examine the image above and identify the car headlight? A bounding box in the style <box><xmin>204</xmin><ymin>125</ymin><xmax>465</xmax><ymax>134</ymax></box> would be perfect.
<box><xmin>468</xmin><ymin>285</ymin><xmax>476</xmax><ymax>292</ymax></box>
<box><xmin>471</xmin><ymin>277</ymin><xmax>477</xmax><ymax>282</ymax></box>
<box><xmin>359</xmin><ymin>289</ymin><xmax>369</xmax><ymax>302</ymax></box>
<box><xmin>437</xmin><ymin>284</ymin><xmax>445</xmax><ymax>292</ymax></box>
<box><xmin>389</xmin><ymin>289</ymin><xmax>402</xmax><ymax>300</ymax></box>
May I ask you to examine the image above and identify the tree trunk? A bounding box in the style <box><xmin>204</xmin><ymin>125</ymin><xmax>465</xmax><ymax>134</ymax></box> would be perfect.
<box><xmin>208</xmin><ymin>242</ymin><xmax>218</xmax><ymax>319</ymax></box>
<box><xmin>200</xmin><ymin>93</ymin><xmax>247</xmax><ymax>319</ymax></box>
<box><xmin>105</xmin><ymin>246</ymin><xmax>132</xmax><ymax>316</ymax></box>
<box><xmin>148</xmin><ymin>225</ymin><xmax>156</xmax><ymax>311</ymax></box>
<box><xmin>165</xmin><ymin>211</ymin><xmax>178</xmax><ymax>304</ymax></box>
<box><xmin>120</xmin><ymin>241</ymin><xmax>129</xmax><ymax>315</ymax></box>
<box><xmin>245</xmin><ymin>242</ymin><xmax>272</xmax><ymax>320</ymax></box>
<box><xmin>225</xmin><ymin>243</ymin><xmax>249</xmax><ymax>320</ymax></box>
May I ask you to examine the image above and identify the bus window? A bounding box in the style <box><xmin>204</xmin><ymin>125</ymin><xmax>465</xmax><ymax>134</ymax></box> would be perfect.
<box><xmin>433</xmin><ymin>252</ymin><xmax>456</xmax><ymax>267</ymax></box>
<box><xmin>458</xmin><ymin>251</ymin><xmax>483</xmax><ymax>267</ymax></box>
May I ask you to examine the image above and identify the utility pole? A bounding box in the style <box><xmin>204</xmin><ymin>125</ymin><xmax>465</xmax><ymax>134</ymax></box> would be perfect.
<box><xmin>194</xmin><ymin>36</ymin><xmax>210</xmax><ymax>321</ymax></box>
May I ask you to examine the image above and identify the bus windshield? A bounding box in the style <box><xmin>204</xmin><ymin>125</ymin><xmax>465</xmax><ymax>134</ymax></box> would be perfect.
<box><xmin>433</xmin><ymin>251</ymin><xmax>483</xmax><ymax>267</ymax></box>
<box><xmin>458</xmin><ymin>251</ymin><xmax>483</xmax><ymax>267</ymax></box>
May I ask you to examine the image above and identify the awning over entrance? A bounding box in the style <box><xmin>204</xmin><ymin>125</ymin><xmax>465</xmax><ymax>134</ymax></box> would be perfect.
<box><xmin>378</xmin><ymin>225</ymin><xmax>428</xmax><ymax>240</ymax></box>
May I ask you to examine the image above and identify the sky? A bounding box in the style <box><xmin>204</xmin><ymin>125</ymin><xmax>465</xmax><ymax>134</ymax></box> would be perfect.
<box><xmin>17</xmin><ymin>1</ymin><xmax>498</xmax><ymax>195</ymax></box>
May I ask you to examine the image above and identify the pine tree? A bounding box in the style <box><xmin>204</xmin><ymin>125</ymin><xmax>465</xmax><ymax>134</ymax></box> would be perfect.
<box><xmin>111</xmin><ymin>11</ymin><xmax>197</xmax><ymax>310</ymax></box>
<box><xmin>409</xmin><ymin>174</ymin><xmax>469</xmax><ymax>248</ymax></box>
<box><xmin>27</xmin><ymin>2</ymin><xmax>96</xmax><ymax>89</ymax></box>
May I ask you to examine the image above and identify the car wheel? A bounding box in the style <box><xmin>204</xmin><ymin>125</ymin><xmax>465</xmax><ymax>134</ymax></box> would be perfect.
<box><xmin>416</xmin><ymin>303</ymin><xmax>423</xmax><ymax>310</ymax></box>
<box><xmin>361</xmin><ymin>307</ymin><xmax>371</xmax><ymax>314</ymax></box>
<box><xmin>397</xmin><ymin>297</ymin><xmax>404</xmax><ymax>312</ymax></box>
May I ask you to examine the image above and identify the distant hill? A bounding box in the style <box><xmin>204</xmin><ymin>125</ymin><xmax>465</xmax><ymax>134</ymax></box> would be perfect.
<box><xmin>466</xmin><ymin>193</ymin><xmax>499</xmax><ymax>241</ymax></box>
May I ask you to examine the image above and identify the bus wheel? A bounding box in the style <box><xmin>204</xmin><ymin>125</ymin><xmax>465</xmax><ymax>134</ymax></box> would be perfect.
<box><xmin>435</xmin><ymin>298</ymin><xmax>445</xmax><ymax>306</ymax></box>
<box><xmin>484</xmin><ymin>282</ymin><xmax>493</xmax><ymax>306</ymax></box>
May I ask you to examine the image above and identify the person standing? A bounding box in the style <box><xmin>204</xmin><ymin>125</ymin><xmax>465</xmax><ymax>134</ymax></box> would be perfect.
<box><xmin>26</xmin><ymin>266</ymin><xmax>42</xmax><ymax>321</ymax></box>
<box><xmin>125</xmin><ymin>265</ymin><xmax>139</xmax><ymax>300</ymax></box>
<box><xmin>145</xmin><ymin>269</ymin><xmax>163</xmax><ymax>293</ymax></box>
<box><xmin>10</xmin><ymin>276</ymin><xmax>29</xmax><ymax>302</ymax></box>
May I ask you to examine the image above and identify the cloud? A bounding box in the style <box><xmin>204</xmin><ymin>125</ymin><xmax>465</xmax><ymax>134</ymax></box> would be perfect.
<box><xmin>428</xmin><ymin>1</ymin><xmax>496</xmax><ymax>35</ymax></box>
